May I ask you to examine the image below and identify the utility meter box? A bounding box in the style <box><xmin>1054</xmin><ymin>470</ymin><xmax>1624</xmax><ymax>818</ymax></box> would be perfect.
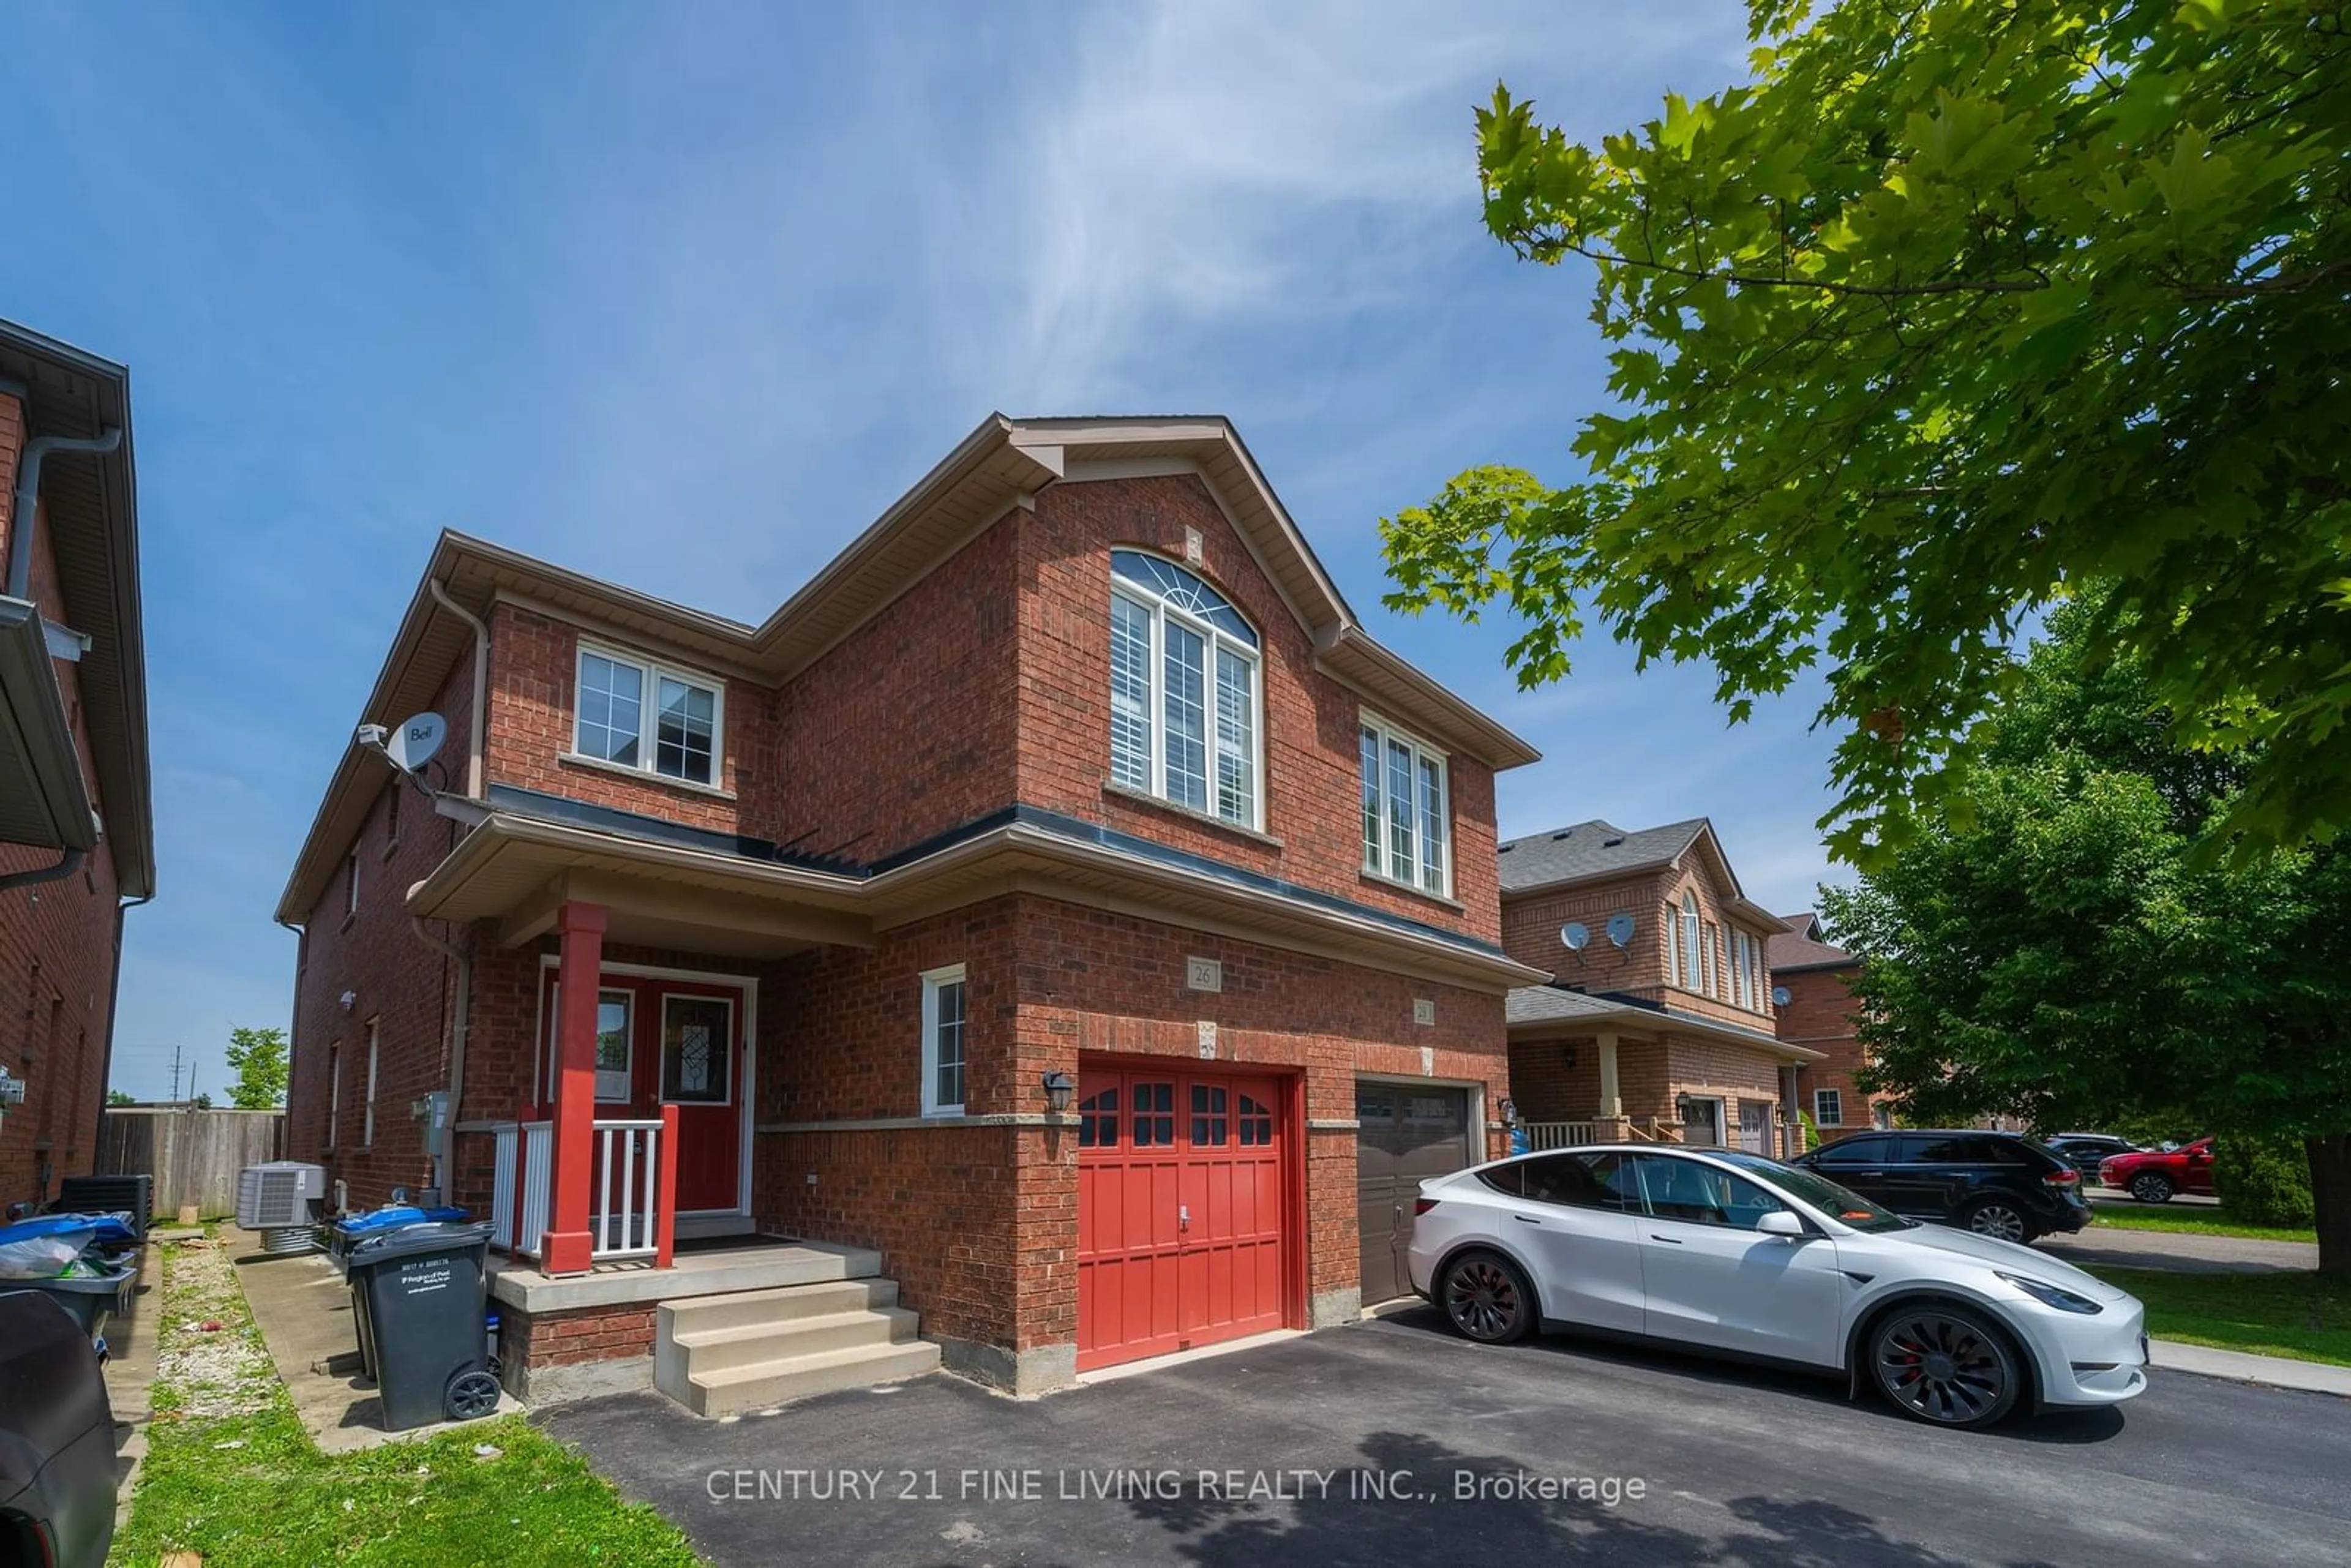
<box><xmin>0</xmin><ymin>1065</ymin><xmax>25</xmax><ymax>1108</ymax></box>
<box><xmin>411</xmin><ymin>1091</ymin><xmax>451</xmax><ymax>1158</ymax></box>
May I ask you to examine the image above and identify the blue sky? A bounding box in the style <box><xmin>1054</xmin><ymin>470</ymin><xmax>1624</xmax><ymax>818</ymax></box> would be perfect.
<box><xmin>1</xmin><ymin>2</ymin><xmax>1848</xmax><ymax>1103</ymax></box>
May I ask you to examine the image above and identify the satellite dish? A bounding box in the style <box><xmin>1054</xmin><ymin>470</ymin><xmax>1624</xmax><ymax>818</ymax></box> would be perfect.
<box><xmin>387</xmin><ymin>712</ymin><xmax>448</xmax><ymax>774</ymax></box>
<box><xmin>1605</xmin><ymin>913</ymin><xmax>1636</xmax><ymax>948</ymax></box>
<box><xmin>1559</xmin><ymin>921</ymin><xmax>1590</xmax><ymax>953</ymax></box>
<box><xmin>1772</xmin><ymin>985</ymin><xmax>1792</xmax><ymax>1007</ymax></box>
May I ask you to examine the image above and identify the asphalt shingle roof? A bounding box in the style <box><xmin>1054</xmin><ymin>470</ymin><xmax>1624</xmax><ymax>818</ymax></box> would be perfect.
<box><xmin>1767</xmin><ymin>910</ymin><xmax>1857</xmax><ymax>972</ymax></box>
<box><xmin>1495</xmin><ymin>818</ymin><xmax>1709</xmax><ymax>893</ymax></box>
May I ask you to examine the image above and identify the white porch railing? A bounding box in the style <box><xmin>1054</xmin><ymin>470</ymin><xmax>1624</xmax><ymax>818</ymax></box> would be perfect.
<box><xmin>487</xmin><ymin>1116</ymin><xmax>664</xmax><ymax>1266</ymax></box>
<box><xmin>490</xmin><ymin>1120</ymin><xmax>554</xmax><ymax>1258</ymax></box>
<box><xmin>592</xmin><ymin>1117</ymin><xmax>663</xmax><ymax>1262</ymax></box>
<box><xmin>1522</xmin><ymin>1120</ymin><xmax>1602</xmax><ymax>1150</ymax></box>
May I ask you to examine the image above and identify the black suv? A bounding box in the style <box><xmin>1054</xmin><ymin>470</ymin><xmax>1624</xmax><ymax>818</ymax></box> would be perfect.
<box><xmin>2042</xmin><ymin>1133</ymin><xmax>2140</xmax><ymax>1183</ymax></box>
<box><xmin>1789</xmin><ymin>1130</ymin><xmax>2090</xmax><ymax>1242</ymax></box>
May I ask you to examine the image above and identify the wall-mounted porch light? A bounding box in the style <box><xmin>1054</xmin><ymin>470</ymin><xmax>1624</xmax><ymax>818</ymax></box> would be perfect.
<box><xmin>1041</xmin><ymin>1070</ymin><xmax>1076</xmax><ymax>1116</ymax></box>
<box><xmin>1674</xmin><ymin>1092</ymin><xmax>1695</xmax><ymax>1120</ymax></box>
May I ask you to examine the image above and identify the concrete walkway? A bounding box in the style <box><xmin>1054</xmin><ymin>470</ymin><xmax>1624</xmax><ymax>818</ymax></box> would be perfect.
<box><xmin>102</xmin><ymin>1241</ymin><xmax>164</xmax><ymax>1532</ymax></box>
<box><xmin>2151</xmin><ymin>1340</ymin><xmax>2351</xmax><ymax>1398</ymax></box>
<box><xmin>231</xmin><ymin>1226</ymin><xmax>520</xmax><ymax>1453</ymax></box>
<box><xmin>2044</xmin><ymin>1225</ymin><xmax>2319</xmax><ymax>1275</ymax></box>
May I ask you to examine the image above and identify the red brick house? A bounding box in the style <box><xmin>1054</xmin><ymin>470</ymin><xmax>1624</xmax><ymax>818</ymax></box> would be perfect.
<box><xmin>277</xmin><ymin>415</ymin><xmax>1542</xmax><ymax>1409</ymax></box>
<box><xmin>0</xmin><ymin>320</ymin><xmax>154</xmax><ymax>1215</ymax></box>
<box><xmin>1769</xmin><ymin>910</ymin><xmax>1886</xmax><ymax>1141</ymax></box>
<box><xmin>1497</xmin><ymin>819</ymin><xmax>1820</xmax><ymax>1157</ymax></box>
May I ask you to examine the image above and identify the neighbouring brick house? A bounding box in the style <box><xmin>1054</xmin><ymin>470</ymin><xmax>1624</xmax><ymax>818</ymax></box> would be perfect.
<box><xmin>0</xmin><ymin>319</ymin><xmax>154</xmax><ymax>1214</ymax></box>
<box><xmin>1770</xmin><ymin>910</ymin><xmax>1886</xmax><ymax>1141</ymax></box>
<box><xmin>277</xmin><ymin>415</ymin><xmax>1543</xmax><ymax>1410</ymax></box>
<box><xmin>1496</xmin><ymin>819</ymin><xmax>1820</xmax><ymax>1158</ymax></box>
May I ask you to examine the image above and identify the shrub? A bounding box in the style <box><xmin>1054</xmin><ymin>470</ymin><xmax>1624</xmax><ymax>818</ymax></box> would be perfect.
<box><xmin>2213</xmin><ymin>1136</ymin><xmax>2316</xmax><ymax>1229</ymax></box>
<box><xmin>1799</xmin><ymin>1109</ymin><xmax>1821</xmax><ymax>1152</ymax></box>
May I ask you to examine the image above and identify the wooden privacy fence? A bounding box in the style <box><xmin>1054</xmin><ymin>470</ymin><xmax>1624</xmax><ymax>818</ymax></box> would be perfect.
<box><xmin>97</xmin><ymin>1108</ymin><xmax>285</xmax><ymax>1218</ymax></box>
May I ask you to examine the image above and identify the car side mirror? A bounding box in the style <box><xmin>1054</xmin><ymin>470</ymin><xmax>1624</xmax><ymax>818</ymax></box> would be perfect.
<box><xmin>1756</xmin><ymin>1210</ymin><xmax>1806</xmax><ymax>1239</ymax></box>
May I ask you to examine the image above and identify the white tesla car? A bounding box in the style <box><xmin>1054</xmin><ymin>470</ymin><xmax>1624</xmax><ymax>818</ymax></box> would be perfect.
<box><xmin>1408</xmin><ymin>1145</ymin><xmax>2147</xmax><ymax>1428</ymax></box>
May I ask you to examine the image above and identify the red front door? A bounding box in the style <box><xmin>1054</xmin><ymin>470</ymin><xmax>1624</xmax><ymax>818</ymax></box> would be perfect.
<box><xmin>541</xmin><ymin>970</ymin><xmax>746</xmax><ymax>1217</ymax></box>
<box><xmin>1075</xmin><ymin>1065</ymin><xmax>1289</xmax><ymax>1371</ymax></box>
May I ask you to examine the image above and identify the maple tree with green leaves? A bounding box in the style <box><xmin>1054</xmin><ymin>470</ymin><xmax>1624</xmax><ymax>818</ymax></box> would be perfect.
<box><xmin>1383</xmin><ymin>0</ymin><xmax>2350</xmax><ymax>863</ymax></box>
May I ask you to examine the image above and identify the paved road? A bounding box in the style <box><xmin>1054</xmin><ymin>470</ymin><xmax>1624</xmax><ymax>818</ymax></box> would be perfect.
<box><xmin>2045</xmin><ymin>1224</ymin><xmax>2319</xmax><ymax>1275</ymax></box>
<box><xmin>542</xmin><ymin>1307</ymin><xmax>2350</xmax><ymax>1567</ymax></box>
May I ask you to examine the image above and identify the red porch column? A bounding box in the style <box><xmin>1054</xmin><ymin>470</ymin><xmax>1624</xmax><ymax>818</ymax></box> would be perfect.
<box><xmin>540</xmin><ymin>899</ymin><xmax>607</xmax><ymax>1275</ymax></box>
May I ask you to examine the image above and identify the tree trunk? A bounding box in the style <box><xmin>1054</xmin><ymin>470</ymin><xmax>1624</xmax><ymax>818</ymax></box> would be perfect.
<box><xmin>2310</xmin><ymin>1133</ymin><xmax>2351</xmax><ymax>1280</ymax></box>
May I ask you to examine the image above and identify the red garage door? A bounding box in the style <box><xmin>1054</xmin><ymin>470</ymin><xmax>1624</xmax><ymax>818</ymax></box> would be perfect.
<box><xmin>1076</xmin><ymin>1065</ymin><xmax>1290</xmax><ymax>1371</ymax></box>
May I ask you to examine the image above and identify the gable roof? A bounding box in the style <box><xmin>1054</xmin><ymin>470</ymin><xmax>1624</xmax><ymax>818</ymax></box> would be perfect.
<box><xmin>1768</xmin><ymin>910</ymin><xmax>1857</xmax><ymax>972</ymax></box>
<box><xmin>1496</xmin><ymin>818</ymin><xmax>1706</xmax><ymax>892</ymax></box>
<box><xmin>277</xmin><ymin>413</ymin><xmax>1538</xmax><ymax>924</ymax></box>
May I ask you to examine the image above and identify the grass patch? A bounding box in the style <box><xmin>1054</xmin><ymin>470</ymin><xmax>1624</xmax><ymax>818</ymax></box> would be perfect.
<box><xmin>111</xmin><ymin>1233</ymin><xmax>699</xmax><ymax>1567</ymax></box>
<box><xmin>2087</xmin><ymin>1202</ymin><xmax>2317</xmax><ymax>1244</ymax></box>
<box><xmin>2085</xmin><ymin>1266</ymin><xmax>2351</xmax><ymax>1368</ymax></box>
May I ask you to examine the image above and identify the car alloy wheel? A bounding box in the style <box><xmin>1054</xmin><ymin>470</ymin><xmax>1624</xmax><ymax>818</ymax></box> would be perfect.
<box><xmin>1966</xmin><ymin>1201</ymin><xmax>2029</xmax><ymax>1243</ymax></box>
<box><xmin>1442</xmin><ymin>1251</ymin><xmax>1533</xmax><ymax>1344</ymax></box>
<box><xmin>1870</xmin><ymin>1307</ymin><xmax>2020</xmax><ymax>1428</ymax></box>
<box><xmin>2131</xmin><ymin>1174</ymin><xmax>2175</xmax><ymax>1204</ymax></box>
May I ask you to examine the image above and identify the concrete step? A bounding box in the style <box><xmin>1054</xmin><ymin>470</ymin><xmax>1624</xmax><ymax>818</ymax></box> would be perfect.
<box><xmin>686</xmin><ymin>1339</ymin><xmax>942</xmax><ymax>1417</ymax></box>
<box><xmin>659</xmin><ymin>1277</ymin><xmax>900</xmax><ymax>1338</ymax></box>
<box><xmin>673</xmin><ymin>1307</ymin><xmax>923</xmax><ymax>1374</ymax></box>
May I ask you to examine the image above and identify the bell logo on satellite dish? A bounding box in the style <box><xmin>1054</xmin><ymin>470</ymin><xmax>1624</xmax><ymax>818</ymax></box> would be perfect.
<box><xmin>386</xmin><ymin>712</ymin><xmax>447</xmax><ymax>774</ymax></box>
<box><xmin>1605</xmin><ymin>912</ymin><xmax>1637</xmax><ymax>948</ymax></box>
<box><xmin>1559</xmin><ymin>921</ymin><xmax>1590</xmax><ymax>953</ymax></box>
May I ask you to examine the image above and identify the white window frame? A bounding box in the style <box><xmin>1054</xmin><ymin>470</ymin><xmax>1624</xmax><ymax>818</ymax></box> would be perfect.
<box><xmin>1108</xmin><ymin>553</ymin><xmax>1264</xmax><ymax>830</ymax></box>
<box><xmin>326</xmin><ymin>1042</ymin><xmax>341</xmax><ymax>1148</ymax></box>
<box><xmin>920</xmin><ymin>964</ymin><xmax>968</xmax><ymax>1117</ymax></box>
<box><xmin>344</xmin><ymin>851</ymin><xmax>360</xmax><ymax>919</ymax></box>
<box><xmin>361</xmin><ymin>1018</ymin><xmax>380</xmax><ymax>1147</ymax></box>
<box><xmin>1733</xmin><ymin>931</ymin><xmax>1751</xmax><ymax>1010</ymax></box>
<box><xmin>571</xmin><ymin>640</ymin><xmax>727</xmax><ymax>788</ymax></box>
<box><xmin>1357</xmin><ymin>712</ymin><xmax>1453</xmax><ymax>898</ymax></box>
<box><xmin>1814</xmin><ymin>1088</ymin><xmax>1844</xmax><ymax>1127</ymax></box>
<box><xmin>1701</xmin><ymin>918</ymin><xmax>1719</xmax><ymax>997</ymax></box>
<box><xmin>1679</xmin><ymin>893</ymin><xmax>1701</xmax><ymax>995</ymax></box>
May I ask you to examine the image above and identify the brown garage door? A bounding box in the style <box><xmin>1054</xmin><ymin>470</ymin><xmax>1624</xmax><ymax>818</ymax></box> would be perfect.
<box><xmin>1355</xmin><ymin>1083</ymin><xmax>1473</xmax><ymax>1306</ymax></box>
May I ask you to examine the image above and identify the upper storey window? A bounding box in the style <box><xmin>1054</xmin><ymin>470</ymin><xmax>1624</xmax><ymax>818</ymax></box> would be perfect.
<box><xmin>1108</xmin><ymin>550</ymin><xmax>1262</xmax><ymax>830</ymax></box>
<box><xmin>574</xmin><ymin>643</ymin><xmax>723</xmax><ymax>787</ymax></box>
<box><xmin>1359</xmin><ymin>714</ymin><xmax>1450</xmax><ymax>898</ymax></box>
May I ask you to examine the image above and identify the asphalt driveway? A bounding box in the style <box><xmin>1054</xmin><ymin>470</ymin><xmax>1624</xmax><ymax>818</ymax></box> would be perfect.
<box><xmin>540</xmin><ymin>1307</ymin><xmax>2349</xmax><ymax>1567</ymax></box>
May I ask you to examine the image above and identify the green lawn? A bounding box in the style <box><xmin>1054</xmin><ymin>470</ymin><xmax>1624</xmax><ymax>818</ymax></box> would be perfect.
<box><xmin>2086</xmin><ymin>1202</ymin><xmax>2317</xmax><ymax>1245</ymax></box>
<box><xmin>110</xmin><ymin>1236</ymin><xmax>700</xmax><ymax>1568</ymax></box>
<box><xmin>2084</xmin><ymin>1266</ymin><xmax>2351</xmax><ymax>1369</ymax></box>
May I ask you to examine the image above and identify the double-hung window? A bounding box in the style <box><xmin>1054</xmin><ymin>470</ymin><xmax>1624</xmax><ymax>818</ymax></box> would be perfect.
<box><xmin>1358</xmin><ymin>715</ymin><xmax>1450</xmax><ymax>896</ymax></box>
<box><xmin>1107</xmin><ymin>551</ymin><xmax>1261</xmax><ymax>829</ymax></box>
<box><xmin>920</xmin><ymin>965</ymin><xmax>968</xmax><ymax>1117</ymax></box>
<box><xmin>574</xmin><ymin>643</ymin><xmax>723</xmax><ymax>787</ymax></box>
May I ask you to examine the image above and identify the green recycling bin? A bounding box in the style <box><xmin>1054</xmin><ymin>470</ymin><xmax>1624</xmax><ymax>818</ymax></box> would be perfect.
<box><xmin>344</xmin><ymin>1221</ymin><xmax>501</xmax><ymax>1431</ymax></box>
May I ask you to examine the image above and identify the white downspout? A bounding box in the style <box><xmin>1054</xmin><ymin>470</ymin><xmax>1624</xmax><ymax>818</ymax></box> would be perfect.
<box><xmin>426</xmin><ymin>576</ymin><xmax>489</xmax><ymax>799</ymax></box>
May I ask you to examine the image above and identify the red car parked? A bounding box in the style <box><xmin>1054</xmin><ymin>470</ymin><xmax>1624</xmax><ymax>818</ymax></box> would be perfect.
<box><xmin>2100</xmin><ymin>1138</ymin><xmax>2215</xmax><ymax>1203</ymax></box>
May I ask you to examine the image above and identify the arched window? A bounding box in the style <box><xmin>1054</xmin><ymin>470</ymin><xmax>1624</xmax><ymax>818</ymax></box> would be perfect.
<box><xmin>1108</xmin><ymin>550</ymin><xmax>1262</xmax><ymax>828</ymax></box>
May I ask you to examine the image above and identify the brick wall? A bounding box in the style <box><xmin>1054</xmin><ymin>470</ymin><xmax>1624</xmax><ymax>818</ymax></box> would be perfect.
<box><xmin>0</xmin><ymin>393</ymin><xmax>129</xmax><ymax>1211</ymax></box>
<box><xmin>1778</xmin><ymin>961</ymin><xmax>1881</xmax><ymax>1138</ymax></box>
<box><xmin>285</xmin><ymin>651</ymin><xmax>476</xmax><ymax>1208</ymax></box>
<box><xmin>484</xmin><ymin>603</ymin><xmax>766</xmax><ymax>832</ymax></box>
<box><xmin>1500</xmin><ymin>863</ymin><xmax>1777</xmax><ymax>1030</ymax></box>
<box><xmin>756</xmin><ymin>890</ymin><xmax>1509</xmax><ymax>1380</ymax></box>
<box><xmin>1014</xmin><ymin>476</ymin><xmax>1502</xmax><ymax>947</ymax></box>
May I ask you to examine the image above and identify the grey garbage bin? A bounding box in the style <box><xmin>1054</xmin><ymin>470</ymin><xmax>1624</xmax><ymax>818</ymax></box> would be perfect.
<box><xmin>344</xmin><ymin>1221</ymin><xmax>501</xmax><ymax>1431</ymax></box>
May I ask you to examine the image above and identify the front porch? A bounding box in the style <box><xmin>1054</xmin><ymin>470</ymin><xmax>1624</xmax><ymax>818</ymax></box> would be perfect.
<box><xmin>1505</xmin><ymin>984</ymin><xmax>1824</xmax><ymax>1158</ymax></box>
